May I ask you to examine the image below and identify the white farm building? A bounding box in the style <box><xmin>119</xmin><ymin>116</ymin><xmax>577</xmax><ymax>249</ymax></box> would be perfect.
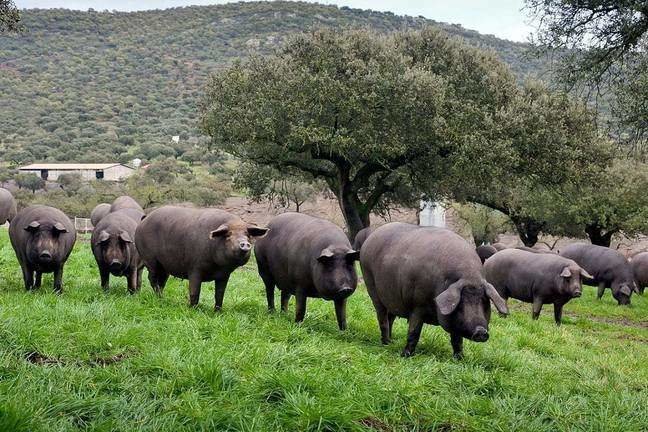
<box><xmin>18</xmin><ymin>163</ymin><xmax>135</xmax><ymax>182</ymax></box>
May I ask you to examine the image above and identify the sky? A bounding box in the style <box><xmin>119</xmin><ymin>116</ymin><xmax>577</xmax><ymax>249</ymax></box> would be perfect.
<box><xmin>16</xmin><ymin>0</ymin><xmax>535</xmax><ymax>42</ymax></box>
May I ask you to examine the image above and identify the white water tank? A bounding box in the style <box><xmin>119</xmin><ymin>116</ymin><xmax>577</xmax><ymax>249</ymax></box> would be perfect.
<box><xmin>419</xmin><ymin>200</ymin><xmax>446</xmax><ymax>227</ymax></box>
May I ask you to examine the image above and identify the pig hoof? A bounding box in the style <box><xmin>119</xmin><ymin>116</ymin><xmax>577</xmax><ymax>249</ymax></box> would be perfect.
<box><xmin>452</xmin><ymin>352</ymin><xmax>464</xmax><ymax>360</ymax></box>
<box><xmin>381</xmin><ymin>339</ymin><xmax>391</xmax><ymax>345</ymax></box>
<box><xmin>400</xmin><ymin>349</ymin><xmax>414</xmax><ymax>358</ymax></box>
<box><xmin>498</xmin><ymin>312</ymin><xmax>507</xmax><ymax>318</ymax></box>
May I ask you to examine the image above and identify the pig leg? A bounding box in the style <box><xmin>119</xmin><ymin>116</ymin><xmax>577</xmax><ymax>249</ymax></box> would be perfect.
<box><xmin>34</xmin><ymin>272</ymin><xmax>42</xmax><ymax>289</ymax></box>
<box><xmin>334</xmin><ymin>298</ymin><xmax>347</xmax><ymax>331</ymax></box>
<box><xmin>402</xmin><ymin>310</ymin><xmax>424</xmax><ymax>357</ymax></box>
<box><xmin>280</xmin><ymin>290</ymin><xmax>291</xmax><ymax>312</ymax></box>
<box><xmin>294</xmin><ymin>291</ymin><xmax>307</xmax><ymax>323</ymax></box>
<box><xmin>213</xmin><ymin>274</ymin><xmax>230</xmax><ymax>312</ymax></box>
<box><xmin>188</xmin><ymin>274</ymin><xmax>202</xmax><ymax>307</ymax></box>
<box><xmin>53</xmin><ymin>266</ymin><xmax>63</xmax><ymax>294</ymax></box>
<box><xmin>597</xmin><ymin>282</ymin><xmax>605</xmax><ymax>300</ymax></box>
<box><xmin>532</xmin><ymin>297</ymin><xmax>543</xmax><ymax>320</ymax></box>
<box><xmin>262</xmin><ymin>276</ymin><xmax>276</xmax><ymax>311</ymax></box>
<box><xmin>450</xmin><ymin>332</ymin><xmax>464</xmax><ymax>359</ymax></box>
<box><xmin>100</xmin><ymin>267</ymin><xmax>110</xmax><ymax>292</ymax></box>
<box><xmin>21</xmin><ymin>264</ymin><xmax>34</xmax><ymax>291</ymax></box>
<box><xmin>127</xmin><ymin>271</ymin><xmax>138</xmax><ymax>295</ymax></box>
<box><xmin>373</xmin><ymin>302</ymin><xmax>391</xmax><ymax>345</ymax></box>
<box><xmin>553</xmin><ymin>301</ymin><xmax>565</xmax><ymax>326</ymax></box>
<box><xmin>136</xmin><ymin>267</ymin><xmax>143</xmax><ymax>291</ymax></box>
<box><xmin>388</xmin><ymin>313</ymin><xmax>396</xmax><ymax>340</ymax></box>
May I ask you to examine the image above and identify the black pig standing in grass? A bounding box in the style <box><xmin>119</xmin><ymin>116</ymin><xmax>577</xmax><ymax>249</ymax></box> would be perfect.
<box><xmin>560</xmin><ymin>243</ymin><xmax>637</xmax><ymax>305</ymax></box>
<box><xmin>630</xmin><ymin>252</ymin><xmax>648</xmax><ymax>295</ymax></box>
<box><xmin>135</xmin><ymin>206</ymin><xmax>268</xmax><ymax>310</ymax></box>
<box><xmin>9</xmin><ymin>205</ymin><xmax>76</xmax><ymax>293</ymax></box>
<box><xmin>353</xmin><ymin>226</ymin><xmax>375</xmax><ymax>251</ymax></box>
<box><xmin>0</xmin><ymin>188</ymin><xmax>17</xmax><ymax>224</ymax></box>
<box><xmin>476</xmin><ymin>244</ymin><xmax>497</xmax><ymax>264</ymax></box>
<box><xmin>255</xmin><ymin>212</ymin><xmax>359</xmax><ymax>330</ymax></box>
<box><xmin>360</xmin><ymin>223</ymin><xmax>508</xmax><ymax>358</ymax></box>
<box><xmin>91</xmin><ymin>211</ymin><xmax>143</xmax><ymax>294</ymax></box>
<box><xmin>483</xmin><ymin>249</ymin><xmax>591</xmax><ymax>324</ymax></box>
<box><xmin>90</xmin><ymin>203</ymin><xmax>111</xmax><ymax>227</ymax></box>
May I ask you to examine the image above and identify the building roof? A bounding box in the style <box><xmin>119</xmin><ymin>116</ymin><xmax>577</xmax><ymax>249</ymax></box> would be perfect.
<box><xmin>19</xmin><ymin>163</ymin><xmax>133</xmax><ymax>170</ymax></box>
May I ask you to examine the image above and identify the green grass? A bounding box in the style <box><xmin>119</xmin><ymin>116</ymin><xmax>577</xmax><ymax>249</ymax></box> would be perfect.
<box><xmin>0</xmin><ymin>228</ymin><xmax>646</xmax><ymax>431</ymax></box>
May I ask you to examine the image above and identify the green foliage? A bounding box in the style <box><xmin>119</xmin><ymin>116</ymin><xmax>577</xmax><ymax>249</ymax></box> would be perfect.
<box><xmin>13</xmin><ymin>173</ymin><xmax>44</xmax><ymax>193</ymax></box>
<box><xmin>201</xmin><ymin>27</ymin><xmax>519</xmax><ymax>236</ymax></box>
<box><xmin>0</xmin><ymin>228</ymin><xmax>646</xmax><ymax>430</ymax></box>
<box><xmin>0</xmin><ymin>2</ymin><xmax>547</xmax><ymax>163</ymax></box>
<box><xmin>0</xmin><ymin>0</ymin><xmax>21</xmax><ymax>33</ymax></box>
<box><xmin>234</xmin><ymin>163</ymin><xmax>322</xmax><ymax>212</ymax></box>
<box><xmin>452</xmin><ymin>203</ymin><xmax>512</xmax><ymax>245</ymax></box>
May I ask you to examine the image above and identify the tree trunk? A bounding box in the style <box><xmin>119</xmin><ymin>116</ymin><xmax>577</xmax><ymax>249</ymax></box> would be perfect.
<box><xmin>510</xmin><ymin>216</ymin><xmax>545</xmax><ymax>247</ymax></box>
<box><xmin>585</xmin><ymin>224</ymin><xmax>615</xmax><ymax>247</ymax></box>
<box><xmin>338</xmin><ymin>192</ymin><xmax>370</xmax><ymax>240</ymax></box>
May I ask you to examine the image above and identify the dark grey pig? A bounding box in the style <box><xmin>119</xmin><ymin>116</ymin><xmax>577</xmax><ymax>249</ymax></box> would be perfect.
<box><xmin>0</xmin><ymin>188</ymin><xmax>17</xmax><ymax>224</ymax></box>
<box><xmin>255</xmin><ymin>212</ymin><xmax>359</xmax><ymax>330</ymax></box>
<box><xmin>631</xmin><ymin>252</ymin><xmax>648</xmax><ymax>294</ymax></box>
<box><xmin>135</xmin><ymin>206</ymin><xmax>268</xmax><ymax>310</ymax></box>
<box><xmin>560</xmin><ymin>243</ymin><xmax>637</xmax><ymax>305</ymax></box>
<box><xmin>90</xmin><ymin>203</ymin><xmax>111</xmax><ymax>227</ymax></box>
<box><xmin>476</xmin><ymin>244</ymin><xmax>497</xmax><ymax>264</ymax></box>
<box><xmin>9</xmin><ymin>205</ymin><xmax>76</xmax><ymax>293</ymax></box>
<box><xmin>516</xmin><ymin>246</ymin><xmax>556</xmax><ymax>254</ymax></box>
<box><xmin>483</xmin><ymin>249</ymin><xmax>591</xmax><ymax>324</ymax></box>
<box><xmin>91</xmin><ymin>211</ymin><xmax>143</xmax><ymax>293</ymax></box>
<box><xmin>353</xmin><ymin>226</ymin><xmax>375</xmax><ymax>251</ymax></box>
<box><xmin>110</xmin><ymin>196</ymin><xmax>143</xmax><ymax>213</ymax></box>
<box><xmin>360</xmin><ymin>223</ymin><xmax>508</xmax><ymax>358</ymax></box>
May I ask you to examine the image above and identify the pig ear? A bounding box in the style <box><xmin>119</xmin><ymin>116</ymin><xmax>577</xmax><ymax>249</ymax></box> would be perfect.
<box><xmin>24</xmin><ymin>221</ymin><xmax>40</xmax><ymax>232</ymax></box>
<box><xmin>317</xmin><ymin>248</ymin><xmax>335</xmax><ymax>263</ymax></box>
<box><xmin>580</xmin><ymin>268</ymin><xmax>593</xmax><ymax>279</ymax></box>
<box><xmin>484</xmin><ymin>282</ymin><xmax>509</xmax><ymax>315</ymax></box>
<box><xmin>435</xmin><ymin>280</ymin><xmax>464</xmax><ymax>315</ymax></box>
<box><xmin>53</xmin><ymin>222</ymin><xmax>68</xmax><ymax>233</ymax></box>
<box><xmin>119</xmin><ymin>231</ymin><xmax>133</xmax><ymax>243</ymax></box>
<box><xmin>345</xmin><ymin>250</ymin><xmax>360</xmax><ymax>262</ymax></box>
<box><xmin>209</xmin><ymin>224</ymin><xmax>229</xmax><ymax>239</ymax></box>
<box><xmin>247</xmin><ymin>226</ymin><xmax>269</xmax><ymax>237</ymax></box>
<box><xmin>560</xmin><ymin>267</ymin><xmax>571</xmax><ymax>278</ymax></box>
<box><xmin>95</xmin><ymin>230</ymin><xmax>110</xmax><ymax>245</ymax></box>
<box><xmin>619</xmin><ymin>285</ymin><xmax>632</xmax><ymax>296</ymax></box>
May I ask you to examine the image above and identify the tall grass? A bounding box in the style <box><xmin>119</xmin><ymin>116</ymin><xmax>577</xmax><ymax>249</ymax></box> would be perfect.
<box><xmin>0</xmin><ymin>228</ymin><xmax>646</xmax><ymax>431</ymax></box>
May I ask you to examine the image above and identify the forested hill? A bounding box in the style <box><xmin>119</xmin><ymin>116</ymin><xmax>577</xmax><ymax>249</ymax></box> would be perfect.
<box><xmin>0</xmin><ymin>1</ymin><xmax>546</xmax><ymax>164</ymax></box>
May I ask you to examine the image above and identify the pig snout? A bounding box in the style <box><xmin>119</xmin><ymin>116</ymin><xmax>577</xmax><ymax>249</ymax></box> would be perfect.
<box><xmin>335</xmin><ymin>285</ymin><xmax>355</xmax><ymax>300</ymax></box>
<box><xmin>239</xmin><ymin>240</ymin><xmax>251</xmax><ymax>252</ymax></box>
<box><xmin>572</xmin><ymin>289</ymin><xmax>582</xmax><ymax>298</ymax></box>
<box><xmin>39</xmin><ymin>250</ymin><xmax>52</xmax><ymax>261</ymax></box>
<box><xmin>471</xmin><ymin>326</ymin><xmax>489</xmax><ymax>342</ymax></box>
<box><xmin>109</xmin><ymin>259</ymin><xmax>123</xmax><ymax>272</ymax></box>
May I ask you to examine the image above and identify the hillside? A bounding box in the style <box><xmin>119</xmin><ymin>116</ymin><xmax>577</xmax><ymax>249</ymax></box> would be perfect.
<box><xmin>0</xmin><ymin>1</ymin><xmax>547</xmax><ymax>164</ymax></box>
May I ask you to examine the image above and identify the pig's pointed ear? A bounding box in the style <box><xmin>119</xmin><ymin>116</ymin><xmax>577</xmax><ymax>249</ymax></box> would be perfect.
<box><xmin>24</xmin><ymin>221</ymin><xmax>40</xmax><ymax>232</ymax></box>
<box><xmin>345</xmin><ymin>250</ymin><xmax>360</xmax><ymax>262</ymax></box>
<box><xmin>484</xmin><ymin>282</ymin><xmax>509</xmax><ymax>315</ymax></box>
<box><xmin>53</xmin><ymin>222</ymin><xmax>68</xmax><ymax>233</ymax></box>
<box><xmin>95</xmin><ymin>230</ymin><xmax>110</xmax><ymax>245</ymax></box>
<box><xmin>317</xmin><ymin>248</ymin><xmax>335</xmax><ymax>263</ymax></box>
<box><xmin>560</xmin><ymin>267</ymin><xmax>571</xmax><ymax>278</ymax></box>
<box><xmin>435</xmin><ymin>280</ymin><xmax>464</xmax><ymax>315</ymax></box>
<box><xmin>119</xmin><ymin>231</ymin><xmax>133</xmax><ymax>243</ymax></box>
<box><xmin>209</xmin><ymin>224</ymin><xmax>229</xmax><ymax>239</ymax></box>
<box><xmin>580</xmin><ymin>268</ymin><xmax>593</xmax><ymax>279</ymax></box>
<box><xmin>247</xmin><ymin>226</ymin><xmax>269</xmax><ymax>237</ymax></box>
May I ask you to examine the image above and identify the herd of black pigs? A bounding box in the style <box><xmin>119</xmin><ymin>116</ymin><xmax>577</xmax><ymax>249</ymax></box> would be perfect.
<box><xmin>0</xmin><ymin>187</ymin><xmax>645</xmax><ymax>359</ymax></box>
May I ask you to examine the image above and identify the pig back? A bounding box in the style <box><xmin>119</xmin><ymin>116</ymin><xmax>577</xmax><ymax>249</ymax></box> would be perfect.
<box><xmin>255</xmin><ymin>212</ymin><xmax>351</xmax><ymax>289</ymax></box>
<box><xmin>0</xmin><ymin>188</ymin><xmax>17</xmax><ymax>223</ymax></box>
<box><xmin>135</xmin><ymin>206</ymin><xmax>238</xmax><ymax>278</ymax></box>
<box><xmin>560</xmin><ymin>243</ymin><xmax>632</xmax><ymax>284</ymax></box>
<box><xmin>361</xmin><ymin>223</ymin><xmax>482</xmax><ymax>316</ymax></box>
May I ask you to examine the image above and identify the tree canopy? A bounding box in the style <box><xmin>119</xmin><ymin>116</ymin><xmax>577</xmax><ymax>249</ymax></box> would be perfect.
<box><xmin>201</xmin><ymin>27</ymin><xmax>523</xmax><ymax>237</ymax></box>
<box><xmin>0</xmin><ymin>0</ymin><xmax>21</xmax><ymax>33</ymax></box>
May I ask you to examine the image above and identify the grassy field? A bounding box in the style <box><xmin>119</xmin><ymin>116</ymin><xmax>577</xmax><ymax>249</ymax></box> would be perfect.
<box><xmin>0</xmin><ymin>228</ymin><xmax>646</xmax><ymax>431</ymax></box>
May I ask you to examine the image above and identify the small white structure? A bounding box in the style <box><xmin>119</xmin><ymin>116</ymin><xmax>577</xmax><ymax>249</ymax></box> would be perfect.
<box><xmin>419</xmin><ymin>200</ymin><xmax>446</xmax><ymax>228</ymax></box>
<box><xmin>18</xmin><ymin>163</ymin><xmax>135</xmax><ymax>182</ymax></box>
